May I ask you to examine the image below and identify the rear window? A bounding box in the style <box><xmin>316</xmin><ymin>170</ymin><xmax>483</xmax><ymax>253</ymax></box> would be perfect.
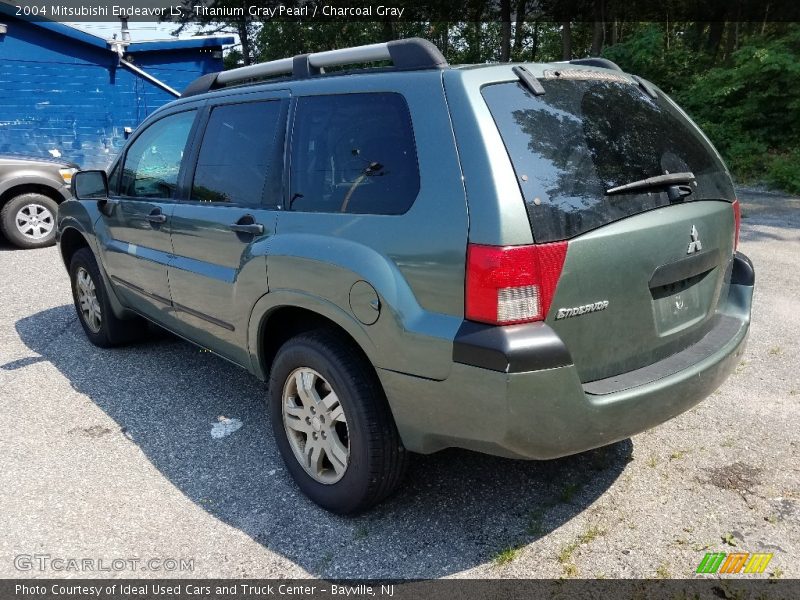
<box><xmin>482</xmin><ymin>77</ymin><xmax>734</xmax><ymax>242</ymax></box>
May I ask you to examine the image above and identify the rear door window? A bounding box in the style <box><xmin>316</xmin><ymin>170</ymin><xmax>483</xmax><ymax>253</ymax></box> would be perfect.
<box><xmin>482</xmin><ymin>77</ymin><xmax>734</xmax><ymax>242</ymax></box>
<box><xmin>289</xmin><ymin>93</ymin><xmax>420</xmax><ymax>215</ymax></box>
<box><xmin>191</xmin><ymin>100</ymin><xmax>286</xmax><ymax>208</ymax></box>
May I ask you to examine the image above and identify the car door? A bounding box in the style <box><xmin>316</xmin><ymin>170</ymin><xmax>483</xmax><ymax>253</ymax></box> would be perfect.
<box><xmin>97</xmin><ymin>108</ymin><xmax>199</xmax><ymax>324</ymax></box>
<box><xmin>167</xmin><ymin>93</ymin><xmax>288</xmax><ymax>366</ymax></box>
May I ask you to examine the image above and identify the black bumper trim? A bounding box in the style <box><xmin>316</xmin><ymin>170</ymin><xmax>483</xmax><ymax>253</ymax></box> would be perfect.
<box><xmin>583</xmin><ymin>315</ymin><xmax>742</xmax><ymax>395</ymax></box>
<box><xmin>453</xmin><ymin>321</ymin><xmax>573</xmax><ymax>373</ymax></box>
<box><xmin>730</xmin><ymin>251</ymin><xmax>755</xmax><ymax>286</ymax></box>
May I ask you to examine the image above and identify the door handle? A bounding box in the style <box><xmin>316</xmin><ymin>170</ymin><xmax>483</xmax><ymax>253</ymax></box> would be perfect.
<box><xmin>229</xmin><ymin>223</ymin><xmax>264</xmax><ymax>234</ymax></box>
<box><xmin>145</xmin><ymin>210</ymin><xmax>167</xmax><ymax>224</ymax></box>
<box><xmin>229</xmin><ymin>215</ymin><xmax>264</xmax><ymax>235</ymax></box>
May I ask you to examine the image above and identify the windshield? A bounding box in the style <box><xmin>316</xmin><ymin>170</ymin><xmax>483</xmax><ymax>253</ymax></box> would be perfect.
<box><xmin>482</xmin><ymin>77</ymin><xmax>734</xmax><ymax>242</ymax></box>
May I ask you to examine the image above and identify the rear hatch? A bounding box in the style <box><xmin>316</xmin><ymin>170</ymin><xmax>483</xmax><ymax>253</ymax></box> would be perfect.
<box><xmin>482</xmin><ymin>67</ymin><xmax>737</xmax><ymax>382</ymax></box>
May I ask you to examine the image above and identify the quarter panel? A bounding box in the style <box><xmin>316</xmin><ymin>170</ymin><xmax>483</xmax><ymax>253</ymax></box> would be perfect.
<box><xmin>266</xmin><ymin>233</ymin><xmax>461</xmax><ymax>380</ymax></box>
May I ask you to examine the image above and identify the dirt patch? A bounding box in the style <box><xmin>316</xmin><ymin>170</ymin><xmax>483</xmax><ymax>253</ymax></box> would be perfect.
<box><xmin>68</xmin><ymin>425</ymin><xmax>114</xmax><ymax>438</ymax></box>
<box><xmin>703</xmin><ymin>461</ymin><xmax>762</xmax><ymax>493</ymax></box>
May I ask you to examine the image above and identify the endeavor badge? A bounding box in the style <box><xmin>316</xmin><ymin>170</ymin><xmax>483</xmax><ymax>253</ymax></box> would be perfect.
<box><xmin>555</xmin><ymin>300</ymin><xmax>609</xmax><ymax>320</ymax></box>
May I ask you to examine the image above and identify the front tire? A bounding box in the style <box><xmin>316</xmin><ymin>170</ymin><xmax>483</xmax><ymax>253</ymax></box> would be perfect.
<box><xmin>268</xmin><ymin>330</ymin><xmax>408</xmax><ymax>514</ymax></box>
<box><xmin>0</xmin><ymin>193</ymin><xmax>59</xmax><ymax>249</ymax></box>
<box><xmin>69</xmin><ymin>248</ymin><xmax>145</xmax><ymax>347</ymax></box>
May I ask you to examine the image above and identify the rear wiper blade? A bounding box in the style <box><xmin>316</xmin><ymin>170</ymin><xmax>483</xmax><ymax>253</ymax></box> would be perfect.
<box><xmin>606</xmin><ymin>172</ymin><xmax>695</xmax><ymax>195</ymax></box>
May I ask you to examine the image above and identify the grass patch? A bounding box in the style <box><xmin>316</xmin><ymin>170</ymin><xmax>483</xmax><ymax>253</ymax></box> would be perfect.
<box><xmin>557</xmin><ymin>524</ymin><xmax>605</xmax><ymax>570</ymax></box>
<box><xmin>647</xmin><ymin>455</ymin><xmax>659</xmax><ymax>468</ymax></box>
<box><xmin>769</xmin><ymin>346</ymin><xmax>782</xmax><ymax>355</ymax></box>
<box><xmin>557</xmin><ymin>540</ymin><xmax>580</xmax><ymax>564</ymax></box>
<box><xmin>562</xmin><ymin>563</ymin><xmax>579</xmax><ymax>578</ymax></box>
<box><xmin>578</xmin><ymin>524</ymin><xmax>605</xmax><ymax>544</ymax></box>
<box><xmin>669</xmin><ymin>449</ymin><xmax>689</xmax><ymax>460</ymax></box>
<box><xmin>655</xmin><ymin>563</ymin><xmax>671</xmax><ymax>578</ymax></box>
<box><xmin>721</xmin><ymin>532</ymin><xmax>737</xmax><ymax>546</ymax></box>
<box><xmin>492</xmin><ymin>545</ymin><xmax>522</xmax><ymax>566</ymax></box>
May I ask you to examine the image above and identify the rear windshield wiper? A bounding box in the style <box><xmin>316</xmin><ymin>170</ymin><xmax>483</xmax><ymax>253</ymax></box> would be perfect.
<box><xmin>606</xmin><ymin>172</ymin><xmax>695</xmax><ymax>196</ymax></box>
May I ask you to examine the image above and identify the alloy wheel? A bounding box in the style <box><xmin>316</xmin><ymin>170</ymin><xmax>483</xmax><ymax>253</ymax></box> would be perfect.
<box><xmin>15</xmin><ymin>203</ymin><xmax>54</xmax><ymax>241</ymax></box>
<box><xmin>75</xmin><ymin>267</ymin><xmax>102</xmax><ymax>333</ymax></box>
<box><xmin>282</xmin><ymin>367</ymin><xmax>350</xmax><ymax>484</ymax></box>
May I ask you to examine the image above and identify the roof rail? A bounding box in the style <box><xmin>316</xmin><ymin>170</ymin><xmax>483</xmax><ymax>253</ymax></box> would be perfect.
<box><xmin>568</xmin><ymin>57</ymin><xmax>623</xmax><ymax>72</ymax></box>
<box><xmin>182</xmin><ymin>37</ymin><xmax>447</xmax><ymax>97</ymax></box>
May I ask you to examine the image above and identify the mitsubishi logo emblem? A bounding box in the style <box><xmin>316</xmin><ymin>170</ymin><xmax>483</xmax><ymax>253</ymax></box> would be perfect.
<box><xmin>687</xmin><ymin>225</ymin><xmax>702</xmax><ymax>254</ymax></box>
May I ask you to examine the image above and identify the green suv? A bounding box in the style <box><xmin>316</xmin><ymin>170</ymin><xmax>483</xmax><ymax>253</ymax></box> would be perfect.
<box><xmin>59</xmin><ymin>39</ymin><xmax>754</xmax><ymax>514</ymax></box>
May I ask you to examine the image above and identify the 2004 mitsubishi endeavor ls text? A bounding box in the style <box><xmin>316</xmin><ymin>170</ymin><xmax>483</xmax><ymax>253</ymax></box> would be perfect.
<box><xmin>58</xmin><ymin>39</ymin><xmax>755</xmax><ymax>514</ymax></box>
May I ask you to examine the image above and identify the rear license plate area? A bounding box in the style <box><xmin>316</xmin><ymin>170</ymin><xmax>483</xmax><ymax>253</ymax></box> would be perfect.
<box><xmin>651</xmin><ymin>272</ymin><xmax>709</xmax><ymax>335</ymax></box>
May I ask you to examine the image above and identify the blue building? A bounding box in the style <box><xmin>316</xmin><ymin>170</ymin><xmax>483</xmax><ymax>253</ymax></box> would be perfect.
<box><xmin>0</xmin><ymin>11</ymin><xmax>233</xmax><ymax>169</ymax></box>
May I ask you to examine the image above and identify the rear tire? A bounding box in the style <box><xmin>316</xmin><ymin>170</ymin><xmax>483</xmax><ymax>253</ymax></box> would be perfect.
<box><xmin>69</xmin><ymin>248</ymin><xmax>146</xmax><ymax>347</ymax></box>
<box><xmin>268</xmin><ymin>329</ymin><xmax>408</xmax><ymax>514</ymax></box>
<box><xmin>0</xmin><ymin>193</ymin><xmax>59</xmax><ymax>249</ymax></box>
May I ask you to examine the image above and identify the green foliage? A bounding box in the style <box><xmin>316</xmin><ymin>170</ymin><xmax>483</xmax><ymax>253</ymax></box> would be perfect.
<box><xmin>675</xmin><ymin>25</ymin><xmax>800</xmax><ymax>192</ymax></box>
<box><xmin>602</xmin><ymin>24</ymin><xmax>695</xmax><ymax>94</ymax></box>
<box><xmin>766</xmin><ymin>149</ymin><xmax>800</xmax><ymax>192</ymax></box>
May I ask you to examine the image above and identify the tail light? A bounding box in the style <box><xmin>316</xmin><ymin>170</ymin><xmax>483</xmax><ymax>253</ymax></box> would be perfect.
<box><xmin>465</xmin><ymin>242</ymin><xmax>568</xmax><ymax>325</ymax></box>
<box><xmin>732</xmin><ymin>199</ymin><xmax>741</xmax><ymax>250</ymax></box>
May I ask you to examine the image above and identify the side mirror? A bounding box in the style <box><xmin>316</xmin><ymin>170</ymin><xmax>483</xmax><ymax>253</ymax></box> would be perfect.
<box><xmin>72</xmin><ymin>170</ymin><xmax>109</xmax><ymax>200</ymax></box>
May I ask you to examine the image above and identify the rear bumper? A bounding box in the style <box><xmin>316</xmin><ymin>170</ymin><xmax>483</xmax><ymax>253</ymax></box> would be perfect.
<box><xmin>379</xmin><ymin>253</ymin><xmax>753</xmax><ymax>460</ymax></box>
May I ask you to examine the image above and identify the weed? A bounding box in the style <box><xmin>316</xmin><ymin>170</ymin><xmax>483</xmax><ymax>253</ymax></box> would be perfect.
<box><xmin>562</xmin><ymin>563</ymin><xmax>579</xmax><ymax>577</ymax></box>
<box><xmin>557</xmin><ymin>524</ymin><xmax>605</xmax><ymax>566</ymax></box>
<box><xmin>492</xmin><ymin>545</ymin><xmax>521</xmax><ymax>566</ymax></box>
<box><xmin>770</xmin><ymin>567</ymin><xmax>784</xmax><ymax>579</ymax></box>
<box><xmin>557</xmin><ymin>541</ymin><xmax>579</xmax><ymax>564</ymax></box>
<box><xmin>578</xmin><ymin>524</ymin><xmax>605</xmax><ymax>544</ymax></box>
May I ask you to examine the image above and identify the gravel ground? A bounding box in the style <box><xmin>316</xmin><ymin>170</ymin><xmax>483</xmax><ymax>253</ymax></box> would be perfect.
<box><xmin>0</xmin><ymin>189</ymin><xmax>797</xmax><ymax>580</ymax></box>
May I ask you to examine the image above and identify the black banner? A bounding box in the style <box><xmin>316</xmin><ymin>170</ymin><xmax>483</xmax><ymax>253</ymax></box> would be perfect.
<box><xmin>4</xmin><ymin>579</ymin><xmax>800</xmax><ymax>600</ymax></box>
<box><xmin>4</xmin><ymin>0</ymin><xmax>800</xmax><ymax>23</ymax></box>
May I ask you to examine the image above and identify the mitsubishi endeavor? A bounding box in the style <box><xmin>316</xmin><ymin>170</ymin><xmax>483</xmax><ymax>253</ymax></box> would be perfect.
<box><xmin>58</xmin><ymin>38</ymin><xmax>754</xmax><ymax>513</ymax></box>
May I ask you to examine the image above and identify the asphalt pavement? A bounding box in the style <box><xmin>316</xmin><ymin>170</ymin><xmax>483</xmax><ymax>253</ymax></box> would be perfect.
<box><xmin>0</xmin><ymin>189</ymin><xmax>797</xmax><ymax>579</ymax></box>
